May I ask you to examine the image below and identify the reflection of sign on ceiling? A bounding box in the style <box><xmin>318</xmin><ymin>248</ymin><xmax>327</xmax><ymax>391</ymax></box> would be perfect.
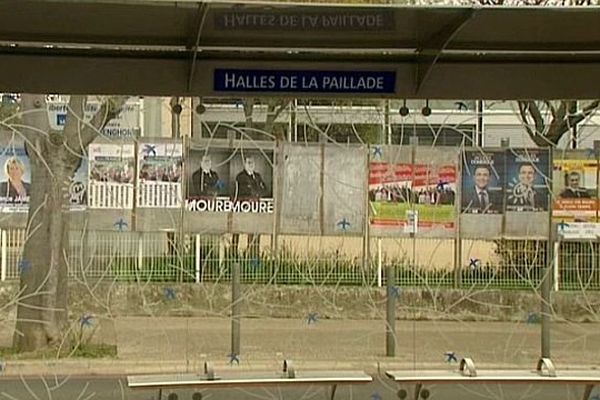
<box><xmin>558</xmin><ymin>222</ymin><xmax>600</xmax><ymax>240</ymax></box>
<box><xmin>214</xmin><ymin>69</ymin><xmax>396</xmax><ymax>94</ymax></box>
<box><xmin>214</xmin><ymin>11</ymin><xmax>394</xmax><ymax>31</ymax></box>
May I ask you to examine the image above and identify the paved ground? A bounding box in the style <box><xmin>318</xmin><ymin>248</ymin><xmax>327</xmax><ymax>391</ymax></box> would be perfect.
<box><xmin>0</xmin><ymin>375</ymin><xmax>598</xmax><ymax>400</ymax></box>
<box><xmin>1</xmin><ymin>317</ymin><xmax>600</xmax><ymax>376</ymax></box>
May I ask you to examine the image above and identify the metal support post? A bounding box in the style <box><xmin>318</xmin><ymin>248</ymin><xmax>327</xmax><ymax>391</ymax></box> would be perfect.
<box><xmin>231</xmin><ymin>262</ymin><xmax>241</xmax><ymax>357</ymax></box>
<box><xmin>386</xmin><ymin>263</ymin><xmax>396</xmax><ymax>357</ymax></box>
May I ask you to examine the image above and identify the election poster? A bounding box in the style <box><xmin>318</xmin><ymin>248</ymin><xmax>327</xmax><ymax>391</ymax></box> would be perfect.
<box><xmin>505</xmin><ymin>148</ymin><xmax>550</xmax><ymax>212</ymax></box>
<box><xmin>553</xmin><ymin>159</ymin><xmax>598</xmax><ymax>222</ymax></box>
<box><xmin>186</xmin><ymin>147</ymin><xmax>274</xmax><ymax>213</ymax></box>
<box><xmin>138</xmin><ymin>142</ymin><xmax>183</xmax><ymax>208</ymax></box>
<box><xmin>68</xmin><ymin>159</ymin><xmax>88</xmax><ymax>210</ymax></box>
<box><xmin>47</xmin><ymin>99</ymin><xmax>142</xmax><ymax>137</ymax></box>
<box><xmin>88</xmin><ymin>143</ymin><xmax>135</xmax><ymax>208</ymax></box>
<box><xmin>461</xmin><ymin>150</ymin><xmax>505</xmax><ymax>214</ymax></box>
<box><xmin>369</xmin><ymin>161</ymin><xmax>457</xmax><ymax>231</ymax></box>
<box><xmin>0</xmin><ymin>146</ymin><xmax>31</xmax><ymax>213</ymax></box>
<box><xmin>0</xmin><ymin>143</ymin><xmax>88</xmax><ymax>211</ymax></box>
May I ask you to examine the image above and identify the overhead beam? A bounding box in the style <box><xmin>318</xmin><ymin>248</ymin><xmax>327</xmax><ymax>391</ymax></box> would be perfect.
<box><xmin>1</xmin><ymin>1</ymin><xmax>600</xmax><ymax>52</ymax></box>
<box><xmin>1</xmin><ymin>53</ymin><xmax>600</xmax><ymax>99</ymax></box>
<box><xmin>415</xmin><ymin>9</ymin><xmax>476</xmax><ymax>94</ymax></box>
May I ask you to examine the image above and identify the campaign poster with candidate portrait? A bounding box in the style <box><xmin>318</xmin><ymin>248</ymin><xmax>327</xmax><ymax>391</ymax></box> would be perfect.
<box><xmin>461</xmin><ymin>150</ymin><xmax>505</xmax><ymax>214</ymax></box>
<box><xmin>505</xmin><ymin>148</ymin><xmax>550</xmax><ymax>212</ymax></box>
<box><xmin>0</xmin><ymin>146</ymin><xmax>31</xmax><ymax>212</ymax></box>
<box><xmin>138</xmin><ymin>142</ymin><xmax>183</xmax><ymax>207</ymax></box>
<box><xmin>0</xmin><ymin>145</ymin><xmax>88</xmax><ymax>211</ymax></box>
<box><xmin>369</xmin><ymin>161</ymin><xmax>457</xmax><ymax>232</ymax></box>
<box><xmin>229</xmin><ymin>149</ymin><xmax>274</xmax><ymax>200</ymax></box>
<box><xmin>88</xmin><ymin>143</ymin><xmax>135</xmax><ymax>208</ymax></box>
<box><xmin>68</xmin><ymin>159</ymin><xmax>88</xmax><ymax>210</ymax></box>
<box><xmin>186</xmin><ymin>147</ymin><xmax>274</xmax><ymax>213</ymax></box>
<box><xmin>552</xmin><ymin>159</ymin><xmax>598</xmax><ymax>222</ymax></box>
<box><xmin>186</xmin><ymin>147</ymin><xmax>231</xmax><ymax>199</ymax></box>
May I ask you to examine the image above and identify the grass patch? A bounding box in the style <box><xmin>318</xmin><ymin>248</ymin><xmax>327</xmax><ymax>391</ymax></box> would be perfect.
<box><xmin>70</xmin><ymin>343</ymin><xmax>117</xmax><ymax>359</ymax></box>
<box><xmin>0</xmin><ymin>344</ymin><xmax>117</xmax><ymax>360</ymax></box>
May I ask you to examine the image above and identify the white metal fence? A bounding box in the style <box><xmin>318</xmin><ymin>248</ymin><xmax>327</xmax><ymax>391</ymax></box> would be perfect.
<box><xmin>137</xmin><ymin>182</ymin><xmax>182</xmax><ymax>208</ymax></box>
<box><xmin>88</xmin><ymin>182</ymin><xmax>135</xmax><ymax>209</ymax></box>
<box><xmin>1</xmin><ymin>227</ymin><xmax>598</xmax><ymax>291</ymax></box>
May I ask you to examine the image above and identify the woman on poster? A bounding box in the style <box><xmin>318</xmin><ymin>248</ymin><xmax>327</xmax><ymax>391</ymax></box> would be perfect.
<box><xmin>0</xmin><ymin>157</ymin><xmax>30</xmax><ymax>202</ymax></box>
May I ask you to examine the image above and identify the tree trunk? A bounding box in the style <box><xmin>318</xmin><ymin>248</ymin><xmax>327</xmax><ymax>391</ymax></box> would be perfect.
<box><xmin>13</xmin><ymin>141</ymin><xmax>74</xmax><ymax>352</ymax></box>
<box><xmin>12</xmin><ymin>94</ymin><xmax>127</xmax><ymax>353</ymax></box>
<box><xmin>12</xmin><ymin>94</ymin><xmax>83</xmax><ymax>353</ymax></box>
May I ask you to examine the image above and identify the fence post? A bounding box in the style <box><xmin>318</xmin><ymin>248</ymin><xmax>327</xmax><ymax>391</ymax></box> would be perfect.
<box><xmin>231</xmin><ymin>261</ymin><xmax>241</xmax><ymax>358</ymax></box>
<box><xmin>137</xmin><ymin>232</ymin><xmax>143</xmax><ymax>270</ymax></box>
<box><xmin>377</xmin><ymin>238</ymin><xmax>383</xmax><ymax>288</ymax></box>
<box><xmin>1</xmin><ymin>229</ymin><xmax>6</xmax><ymax>281</ymax></box>
<box><xmin>541</xmin><ymin>241</ymin><xmax>553</xmax><ymax>359</ymax></box>
<box><xmin>195</xmin><ymin>234</ymin><xmax>201</xmax><ymax>283</ymax></box>
<box><xmin>454</xmin><ymin>152</ymin><xmax>462</xmax><ymax>288</ymax></box>
<box><xmin>385</xmin><ymin>263</ymin><xmax>396</xmax><ymax>357</ymax></box>
<box><xmin>541</xmin><ymin>151</ymin><xmax>553</xmax><ymax>359</ymax></box>
<box><xmin>553</xmin><ymin>241</ymin><xmax>560</xmax><ymax>291</ymax></box>
<box><xmin>454</xmin><ymin>237</ymin><xmax>462</xmax><ymax>288</ymax></box>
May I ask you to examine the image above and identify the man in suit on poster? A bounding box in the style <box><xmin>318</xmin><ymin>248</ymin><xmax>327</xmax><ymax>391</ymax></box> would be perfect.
<box><xmin>191</xmin><ymin>154</ymin><xmax>220</xmax><ymax>197</ymax></box>
<box><xmin>560</xmin><ymin>171</ymin><xmax>591</xmax><ymax>199</ymax></box>
<box><xmin>507</xmin><ymin>163</ymin><xmax>544</xmax><ymax>210</ymax></box>
<box><xmin>234</xmin><ymin>156</ymin><xmax>267</xmax><ymax>199</ymax></box>
<box><xmin>463</xmin><ymin>165</ymin><xmax>502</xmax><ymax>213</ymax></box>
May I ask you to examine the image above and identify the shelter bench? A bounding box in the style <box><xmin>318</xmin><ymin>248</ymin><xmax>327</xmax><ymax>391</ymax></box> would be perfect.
<box><xmin>386</xmin><ymin>358</ymin><xmax>600</xmax><ymax>400</ymax></box>
<box><xmin>127</xmin><ymin>360</ymin><xmax>372</xmax><ymax>400</ymax></box>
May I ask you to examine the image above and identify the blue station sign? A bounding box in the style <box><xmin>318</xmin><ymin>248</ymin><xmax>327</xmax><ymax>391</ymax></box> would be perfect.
<box><xmin>214</xmin><ymin>69</ymin><xmax>396</xmax><ymax>94</ymax></box>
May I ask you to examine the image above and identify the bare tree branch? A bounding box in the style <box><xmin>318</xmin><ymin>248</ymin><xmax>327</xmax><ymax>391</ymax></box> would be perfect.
<box><xmin>243</xmin><ymin>98</ymin><xmax>255</xmax><ymax>129</ymax></box>
<box><xmin>64</xmin><ymin>95</ymin><xmax>129</xmax><ymax>152</ymax></box>
<box><xmin>526</xmin><ymin>101</ymin><xmax>546</xmax><ymax>136</ymax></box>
<box><xmin>543</xmin><ymin>100</ymin><xmax>557</xmax><ymax>120</ymax></box>
<box><xmin>518</xmin><ymin>101</ymin><xmax>545</xmax><ymax>146</ymax></box>
<box><xmin>19</xmin><ymin>94</ymin><xmax>51</xmax><ymax>146</ymax></box>
<box><xmin>264</xmin><ymin>99</ymin><xmax>291</xmax><ymax>134</ymax></box>
<box><xmin>555</xmin><ymin>100</ymin><xmax>567</xmax><ymax>123</ymax></box>
<box><xmin>570</xmin><ymin>100</ymin><xmax>600</xmax><ymax>127</ymax></box>
<box><xmin>545</xmin><ymin>100</ymin><xmax>568</xmax><ymax>143</ymax></box>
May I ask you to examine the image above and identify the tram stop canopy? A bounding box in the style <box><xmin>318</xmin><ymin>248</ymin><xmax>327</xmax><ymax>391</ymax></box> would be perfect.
<box><xmin>0</xmin><ymin>0</ymin><xmax>599</xmax><ymax>99</ymax></box>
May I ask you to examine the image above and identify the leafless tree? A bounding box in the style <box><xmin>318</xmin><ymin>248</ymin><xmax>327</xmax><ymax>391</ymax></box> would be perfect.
<box><xmin>9</xmin><ymin>94</ymin><xmax>127</xmax><ymax>352</ymax></box>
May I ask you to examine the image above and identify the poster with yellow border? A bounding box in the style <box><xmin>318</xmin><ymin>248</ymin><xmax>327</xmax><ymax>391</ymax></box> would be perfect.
<box><xmin>553</xmin><ymin>159</ymin><xmax>598</xmax><ymax>222</ymax></box>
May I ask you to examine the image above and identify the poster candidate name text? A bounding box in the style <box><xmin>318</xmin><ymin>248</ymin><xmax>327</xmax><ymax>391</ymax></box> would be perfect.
<box><xmin>186</xmin><ymin>198</ymin><xmax>274</xmax><ymax>214</ymax></box>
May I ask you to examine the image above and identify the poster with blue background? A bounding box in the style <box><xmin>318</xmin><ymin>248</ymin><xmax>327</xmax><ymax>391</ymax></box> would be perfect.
<box><xmin>505</xmin><ymin>148</ymin><xmax>550</xmax><ymax>212</ymax></box>
<box><xmin>461</xmin><ymin>150</ymin><xmax>505</xmax><ymax>214</ymax></box>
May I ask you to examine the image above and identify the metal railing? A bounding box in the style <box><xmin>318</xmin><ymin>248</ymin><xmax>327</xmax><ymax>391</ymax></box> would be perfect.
<box><xmin>1</xmin><ymin>228</ymin><xmax>597</xmax><ymax>291</ymax></box>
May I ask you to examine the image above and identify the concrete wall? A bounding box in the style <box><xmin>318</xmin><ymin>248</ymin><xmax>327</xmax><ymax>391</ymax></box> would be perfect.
<box><xmin>1</xmin><ymin>282</ymin><xmax>597</xmax><ymax>323</ymax></box>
